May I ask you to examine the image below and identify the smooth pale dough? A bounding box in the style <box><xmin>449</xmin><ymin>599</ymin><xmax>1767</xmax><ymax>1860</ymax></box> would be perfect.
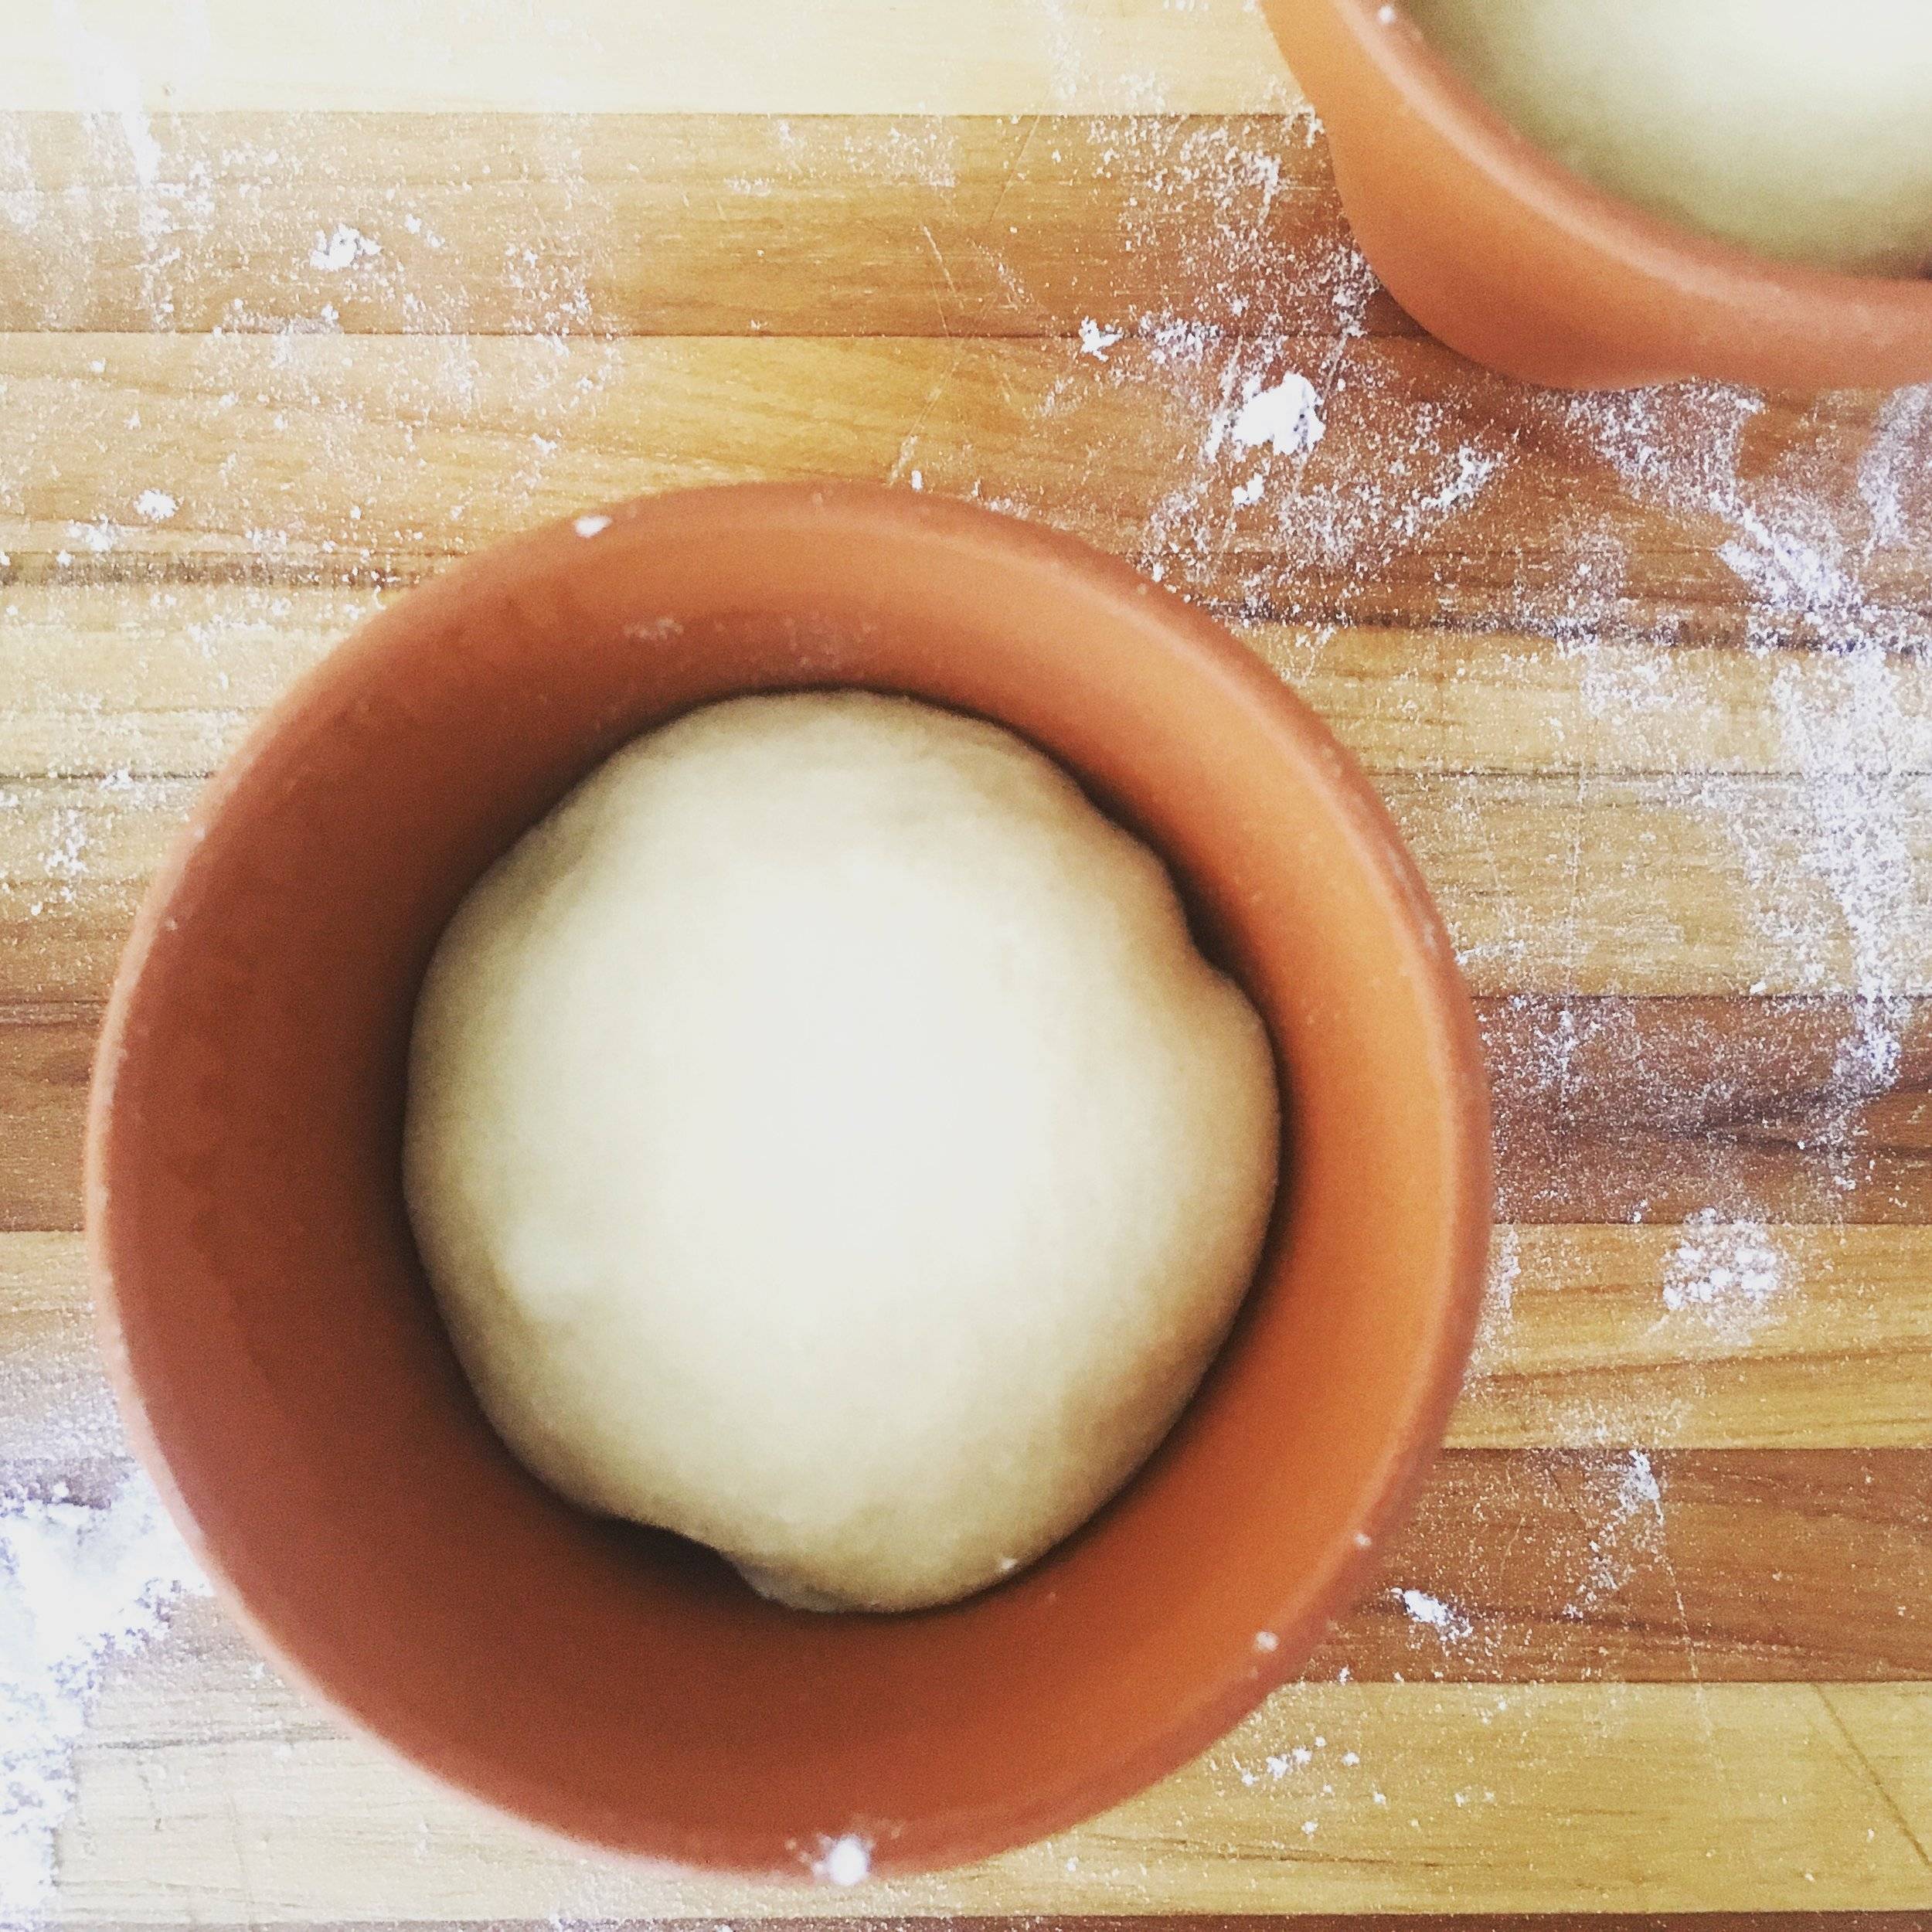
<box><xmin>1406</xmin><ymin>0</ymin><xmax>1932</xmax><ymax>277</ymax></box>
<box><xmin>405</xmin><ymin>692</ymin><xmax>1279</xmax><ymax>1612</ymax></box>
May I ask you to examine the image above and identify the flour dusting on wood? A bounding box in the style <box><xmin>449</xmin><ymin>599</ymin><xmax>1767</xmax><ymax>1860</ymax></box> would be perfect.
<box><xmin>1396</xmin><ymin>1588</ymin><xmax>1474</xmax><ymax>1644</ymax></box>
<box><xmin>0</xmin><ymin>1472</ymin><xmax>209</xmax><ymax>1922</ymax></box>
<box><xmin>1660</xmin><ymin>1213</ymin><xmax>1788</xmax><ymax>1341</ymax></box>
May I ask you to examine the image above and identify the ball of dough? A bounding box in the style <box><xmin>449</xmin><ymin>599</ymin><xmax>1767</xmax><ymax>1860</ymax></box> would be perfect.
<box><xmin>1406</xmin><ymin>0</ymin><xmax>1932</xmax><ymax>277</ymax></box>
<box><xmin>405</xmin><ymin>692</ymin><xmax>1279</xmax><ymax>1612</ymax></box>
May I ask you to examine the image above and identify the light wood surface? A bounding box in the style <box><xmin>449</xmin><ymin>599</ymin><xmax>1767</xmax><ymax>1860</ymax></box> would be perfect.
<box><xmin>3</xmin><ymin>3</ymin><xmax>1931</xmax><ymax>1925</ymax></box>
<box><xmin>53</xmin><ymin>1657</ymin><xmax>1932</xmax><ymax>1917</ymax></box>
<box><xmin>8</xmin><ymin>5</ymin><xmax>1300</xmax><ymax>114</ymax></box>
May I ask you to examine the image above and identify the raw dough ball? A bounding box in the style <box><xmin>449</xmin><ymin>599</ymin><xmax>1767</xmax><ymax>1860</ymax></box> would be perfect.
<box><xmin>405</xmin><ymin>692</ymin><xmax>1279</xmax><ymax>1612</ymax></box>
<box><xmin>1406</xmin><ymin>0</ymin><xmax>1932</xmax><ymax>276</ymax></box>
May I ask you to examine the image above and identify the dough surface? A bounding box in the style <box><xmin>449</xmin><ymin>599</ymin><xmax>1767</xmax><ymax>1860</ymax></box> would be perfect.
<box><xmin>1406</xmin><ymin>0</ymin><xmax>1932</xmax><ymax>277</ymax></box>
<box><xmin>405</xmin><ymin>692</ymin><xmax>1279</xmax><ymax>1611</ymax></box>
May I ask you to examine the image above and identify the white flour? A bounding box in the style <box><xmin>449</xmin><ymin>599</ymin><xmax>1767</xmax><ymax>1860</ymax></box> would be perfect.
<box><xmin>1563</xmin><ymin>1449</ymin><xmax>1675</xmax><ymax>1621</ymax></box>
<box><xmin>1396</xmin><ymin>1587</ymin><xmax>1473</xmax><ymax>1643</ymax></box>
<box><xmin>1209</xmin><ymin>371</ymin><xmax>1325</xmax><ymax>460</ymax></box>
<box><xmin>1078</xmin><ymin>318</ymin><xmax>1123</xmax><ymax>359</ymax></box>
<box><xmin>309</xmin><ymin>222</ymin><xmax>380</xmax><ymax>272</ymax></box>
<box><xmin>1468</xmin><ymin>1225</ymin><xmax>1522</xmax><ymax>1377</ymax></box>
<box><xmin>1620</xmin><ymin>1447</ymin><xmax>1662</xmax><ymax>1511</ymax></box>
<box><xmin>1659</xmin><ymin>1211</ymin><xmax>1788</xmax><ymax>1342</ymax></box>
<box><xmin>1561</xmin><ymin>383</ymin><xmax>1931</xmax><ymax>1191</ymax></box>
<box><xmin>1859</xmin><ymin>383</ymin><xmax>1932</xmax><ymax>549</ymax></box>
<box><xmin>809</xmin><ymin>1832</ymin><xmax>871</xmax><ymax>1886</ymax></box>
<box><xmin>0</xmin><ymin>1473</ymin><xmax>209</xmax><ymax>1925</ymax></box>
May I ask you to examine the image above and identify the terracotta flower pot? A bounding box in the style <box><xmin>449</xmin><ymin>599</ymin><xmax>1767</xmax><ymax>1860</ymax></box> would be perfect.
<box><xmin>87</xmin><ymin>483</ymin><xmax>1491</xmax><ymax>1876</ymax></box>
<box><xmin>1261</xmin><ymin>0</ymin><xmax>1932</xmax><ymax>389</ymax></box>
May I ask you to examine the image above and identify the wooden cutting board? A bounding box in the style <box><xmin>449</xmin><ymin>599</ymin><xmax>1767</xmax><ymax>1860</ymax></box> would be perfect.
<box><xmin>5</xmin><ymin>2</ymin><xmax>1932</xmax><ymax>1925</ymax></box>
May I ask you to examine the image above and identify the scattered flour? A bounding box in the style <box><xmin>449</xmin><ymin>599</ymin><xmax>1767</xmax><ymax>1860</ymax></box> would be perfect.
<box><xmin>811</xmin><ymin>1832</ymin><xmax>871</xmax><ymax>1886</ymax></box>
<box><xmin>20</xmin><ymin>809</ymin><xmax>90</xmax><ymax>920</ymax></box>
<box><xmin>1619</xmin><ymin>1448</ymin><xmax>1662</xmax><ymax>1512</ymax></box>
<box><xmin>1857</xmin><ymin>384</ymin><xmax>1932</xmax><ymax>551</ymax></box>
<box><xmin>1077</xmin><ymin>318</ymin><xmax>1124</xmax><ymax>359</ymax></box>
<box><xmin>1770</xmin><ymin>647</ymin><xmax>1917</xmax><ymax>1104</ymax></box>
<box><xmin>46</xmin><ymin>0</ymin><xmax>161</xmax><ymax>191</ymax></box>
<box><xmin>1562</xmin><ymin>1449</ymin><xmax>1676</xmax><ymax>1621</ymax></box>
<box><xmin>131</xmin><ymin>488</ymin><xmax>178</xmax><ymax>523</ymax></box>
<box><xmin>1468</xmin><ymin>1224</ymin><xmax>1522</xmax><ymax>1377</ymax></box>
<box><xmin>0</xmin><ymin>1474</ymin><xmax>210</xmax><ymax>1922</ymax></box>
<box><xmin>309</xmin><ymin>223</ymin><xmax>380</xmax><ymax>272</ymax></box>
<box><xmin>840</xmin><ymin>121</ymin><xmax>961</xmax><ymax>190</ymax></box>
<box><xmin>1208</xmin><ymin>371</ymin><xmax>1325</xmax><ymax>460</ymax></box>
<box><xmin>1659</xmin><ymin>1211</ymin><xmax>1787</xmax><ymax>1341</ymax></box>
<box><xmin>1396</xmin><ymin>1588</ymin><xmax>1473</xmax><ymax>1643</ymax></box>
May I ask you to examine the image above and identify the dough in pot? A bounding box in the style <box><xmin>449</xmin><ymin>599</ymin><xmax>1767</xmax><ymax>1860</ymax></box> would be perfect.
<box><xmin>405</xmin><ymin>692</ymin><xmax>1280</xmax><ymax>1611</ymax></box>
<box><xmin>1404</xmin><ymin>0</ymin><xmax>1932</xmax><ymax>277</ymax></box>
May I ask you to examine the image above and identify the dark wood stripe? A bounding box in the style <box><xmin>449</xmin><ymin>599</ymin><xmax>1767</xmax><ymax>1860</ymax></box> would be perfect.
<box><xmin>1490</xmin><ymin>995</ymin><xmax>1932</xmax><ymax>1226</ymax></box>
<box><xmin>1328</xmin><ymin>1447</ymin><xmax>1932</xmax><ymax>1683</ymax></box>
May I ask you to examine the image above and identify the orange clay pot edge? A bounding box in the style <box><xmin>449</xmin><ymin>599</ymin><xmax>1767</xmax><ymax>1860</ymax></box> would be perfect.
<box><xmin>86</xmin><ymin>482</ymin><xmax>1494</xmax><ymax>1876</ymax></box>
<box><xmin>1262</xmin><ymin>0</ymin><xmax>1932</xmax><ymax>389</ymax></box>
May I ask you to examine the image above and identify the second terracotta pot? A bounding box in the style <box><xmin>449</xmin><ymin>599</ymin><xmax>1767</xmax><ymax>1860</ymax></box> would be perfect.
<box><xmin>1263</xmin><ymin>0</ymin><xmax>1932</xmax><ymax>389</ymax></box>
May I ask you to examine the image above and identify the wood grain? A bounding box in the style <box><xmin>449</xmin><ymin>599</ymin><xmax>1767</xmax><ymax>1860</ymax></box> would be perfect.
<box><xmin>10</xmin><ymin>582</ymin><xmax>1932</xmax><ymax>784</ymax></box>
<box><xmin>8</xmin><ymin>1</ymin><xmax>1302</xmax><ymax>116</ymax></box>
<box><xmin>114</xmin><ymin>1922</ymin><xmax>1916</xmax><ymax>1932</ymax></box>
<box><xmin>0</xmin><ymin>1018</ymin><xmax>98</xmax><ymax>1233</ymax></box>
<box><xmin>1321</xmin><ymin>1449</ymin><xmax>1932</xmax><ymax>1683</ymax></box>
<box><xmin>138</xmin><ymin>1923</ymin><xmax>1920</xmax><ymax>1932</ymax></box>
<box><xmin>2</xmin><ymin>336</ymin><xmax>1924</xmax><ymax>652</ymax></box>
<box><xmin>1488</xmin><ymin>998</ymin><xmax>1932</xmax><ymax>1227</ymax></box>
<box><xmin>0</xmin><ymin>1230</ymin><xmax>116</xmax><ymax>1464</ymax></box>
<box><xmin>53</xmin><ymin>1647</ymin><xmax>1932</xmax><ymax>1915</ymax></box>
<box><xmin>1461</xmin><ymin>1224</ymin><xmax>1932</xmax><ymax>1447</ymax></box>
<box><xmin>0</xmin><ymin>113</ymin><xmax>1386</xmax><ymax>340</ymax></box>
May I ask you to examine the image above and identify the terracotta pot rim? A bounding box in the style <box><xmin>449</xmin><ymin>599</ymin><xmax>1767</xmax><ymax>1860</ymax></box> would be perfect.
<box><xmin>87</xmin><ymin>481</ymin><xmax>1492</xmax><ymax>1874</ymax></box>
<box><xmin>1341</xmin><ymin>0</ymin><xmax>1932</xmax><ymax>322</ymax></box>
